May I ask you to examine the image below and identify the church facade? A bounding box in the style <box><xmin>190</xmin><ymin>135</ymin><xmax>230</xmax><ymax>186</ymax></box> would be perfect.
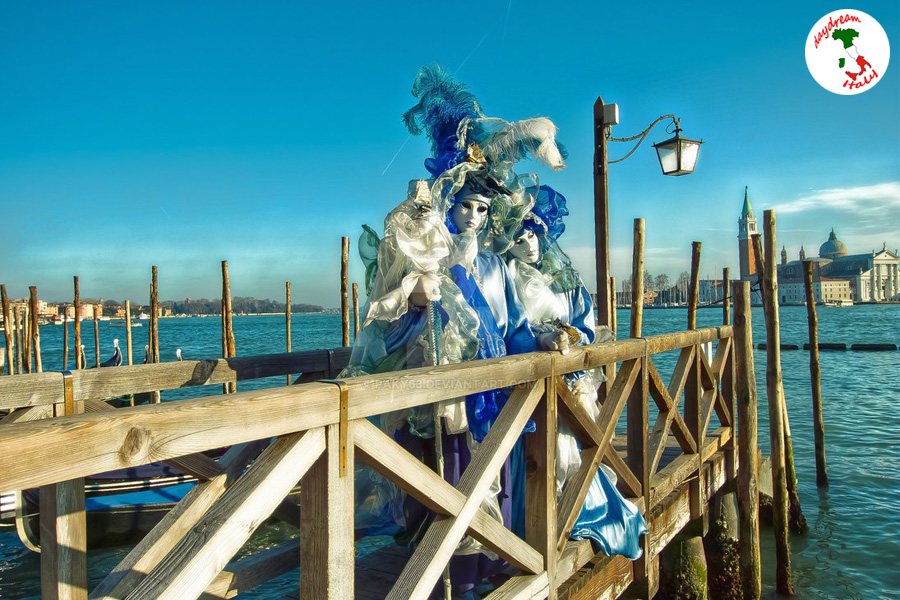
<box><xmin>737</xmin><ymin>189</ymin><xmax>899</xmax><ymax>303</ymax></box>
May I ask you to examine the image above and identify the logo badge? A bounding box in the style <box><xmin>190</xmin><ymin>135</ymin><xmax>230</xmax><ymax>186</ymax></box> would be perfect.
<box><xmin>806</xmin><ymin>9</ymin><xmax>890</xmax><ymax>95</ymax></box>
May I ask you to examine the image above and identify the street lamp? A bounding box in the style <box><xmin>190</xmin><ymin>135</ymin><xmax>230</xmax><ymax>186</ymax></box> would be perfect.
<box><xmin>593</xmin><ymin>98</ymin><xmax>702</xmax><ymax>329</ymax></box>
<box><xmin>653</xmin><ymin>119</ymin><xmax>703</xmax><ymax>176</ymax></box>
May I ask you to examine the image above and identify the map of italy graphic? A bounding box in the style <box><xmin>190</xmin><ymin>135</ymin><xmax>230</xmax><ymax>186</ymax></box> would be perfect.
<box><xmin>832</xmin><ymin>28</ymin><xmax>872</xmax><ymax>81</ymax></box>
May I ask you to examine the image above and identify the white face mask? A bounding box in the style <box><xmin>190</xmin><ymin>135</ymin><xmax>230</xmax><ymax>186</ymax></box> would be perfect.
<box><xmin>451</xmin><ymin>194</ymin><xmax>490</xmax><ymax>233</ymax></box>
<box><xmin>509</xmin><ymin>229</ymin><xmax>541</xmax><ymax>263</ymax></box>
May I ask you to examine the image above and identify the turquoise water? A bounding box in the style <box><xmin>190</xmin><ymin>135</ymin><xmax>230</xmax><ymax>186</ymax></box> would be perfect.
<box><xmin>0</xmin><ymin>306</ymin><xmax>897</xmax><ymax>598</ymax></box>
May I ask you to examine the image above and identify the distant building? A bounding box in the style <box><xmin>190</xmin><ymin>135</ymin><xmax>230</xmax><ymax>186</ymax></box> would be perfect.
<box><xmin>65</xmin><ymin>303</ymin><xmax>102</xmax><ymax>320</ymax></box>
<box><xmin>737</xmin><ymin>186</ymin><xmax>759</xmax><ymax>282</ymax></box>
<box><xmin>778</xmin><ymin>232</ymin><xmax>898</xmax><ymax>303</ymax></box>
<box><xmin>737</xmin><ymin>189</ymin><xmax>899</xmax><ymax>303</ymax></box>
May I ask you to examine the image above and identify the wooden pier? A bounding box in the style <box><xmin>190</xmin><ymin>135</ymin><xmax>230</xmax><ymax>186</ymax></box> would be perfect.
<box><xmin>0</xmin><ymin>320</ymin><xmax>749</xmax><ymax>599</ymax></box>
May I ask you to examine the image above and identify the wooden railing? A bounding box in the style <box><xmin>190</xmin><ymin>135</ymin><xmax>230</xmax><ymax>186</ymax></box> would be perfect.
<box><xmin>0</xmin><ymin>325</ymin><xmax>738</xmax><ymax>600</ymax></box>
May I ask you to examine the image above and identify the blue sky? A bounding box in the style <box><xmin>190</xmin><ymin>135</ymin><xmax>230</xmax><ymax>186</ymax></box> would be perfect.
<box><xmin>0</xmin><ymin>1</ymin><xmax>897</xmax><ymax>306</ymax></box>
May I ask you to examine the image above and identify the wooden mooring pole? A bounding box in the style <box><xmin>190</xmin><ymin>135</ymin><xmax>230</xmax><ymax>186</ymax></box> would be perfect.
<box><xmin>0</xmin><ymin>284</ymin><xmax>13</xmax><ymax>375</ymax></box>
<box><xmin>688</xmin><ymin>242</ymin><xmax>701</xmax><ymax>330</ymax></box>
<box><xmin>221</xmin><ymin>260</ymin><xmax>236</xmax><ymax>393</ymax></box>
<box><xmin>93</xmin><ymin>303</ymin><xmax>101</xmax><ymax>368</ymax></box>
<box><xmin>609</xmin><ymin>276</ymin><xmax>617</xmax><ymax>336</ymax></box>
<box><xmin>286</xmin><ymin>281</ymin><xmax>292</xmax><ymax>386</ymax></box>
<box><xmin>752</xmin><ymin>233</ymin><xmax>806</xmax><ymax>533</ymax></box>
<box><xmin>74</xmin><ymin>276</ymin><xmax>82</xmax><ymax>370</ymax></box>
<box><xmin>626</xmin><ymin>218</ymin><xmax>654</xmax><ymax>595</ymax></box>
<box><xmin>630</xmin><ymin>220</ymin><xmax>645</xmax><ymax>338</ymax></box>
<box><xmin>29</xmin><ymin>286</ymin><xmax>42</xmax><ymax>373</ymax></box>
<box><xmin>341</xmin><ymin>237</ymin><xmax>350</xmax><ymax>347</ymax></box>
<box><xmin>762</xmin><ymin>211</ymin><xmax>794</xmax><ymax>595</ymax></box>
<box><xmin>14</xmin><ymin>307</ymin><xmax>23</xmax><ymax>374</ymax></box>
<box><xmin>803</xmin><ymin>261</ymin><xmax>828</xmax><ymax>488</ymax></box>
<box><xmin>125</xmin><ymin>300</ymin><xmax>133</xmax><ymax>366</ymax></box>
<box><xmin>723</xmin><ymin>268</ymin><xmax>731</xmax><ymax>325</ymax></box>
<box><xmin>352</xmin><ymin>282</ymin><xmax>360</xmax><ymax>340</ymax></box>
<box><xmin>63</xmin><ymin>308</ymin><xmax>69</xmax><ymax>370</ymax></box>
<box><xmin>733</xmin><ymin>280</ymin><xmax>761</xmax><ymax>599</ymax></box>
<box><xmin>150</xmin><ymin>267</ymin><xmax>161</xmax><ymax>403</ymax></box>
<box><xmin>22</xmin><ymin>304</ymin><xmax>32</xmax><ymax>373</ymax></box>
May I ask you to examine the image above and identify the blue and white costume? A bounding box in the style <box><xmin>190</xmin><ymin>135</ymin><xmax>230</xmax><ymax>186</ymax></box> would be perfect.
<box><xmin>506</xmin><ymin>185</ymin><xmax>648</xmax><ymax>560</ymax></box>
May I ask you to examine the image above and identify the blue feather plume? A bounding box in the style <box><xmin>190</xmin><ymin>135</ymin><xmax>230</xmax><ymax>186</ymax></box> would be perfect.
<box><xmin>402</xmin><ymin>65</ymin><xmax>483</xmax><ymax>176</ymax></box>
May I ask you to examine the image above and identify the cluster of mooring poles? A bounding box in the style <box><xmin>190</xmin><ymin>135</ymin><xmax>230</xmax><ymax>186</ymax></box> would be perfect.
<box><xmin>0</xmin><ymin>253</ymin><xmax>366</xmax><ymax>402</ymax></box>
<box><xmin>606</xmin><ymin>209</ymin><xmax>831</xmax><ymax>598</ymax></box>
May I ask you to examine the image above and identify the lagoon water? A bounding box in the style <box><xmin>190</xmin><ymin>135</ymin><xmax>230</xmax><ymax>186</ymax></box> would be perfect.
<box><xmin>0</xmin><ymin>305</ymin><xmax>897</xmax><ymax>598</ymax></box>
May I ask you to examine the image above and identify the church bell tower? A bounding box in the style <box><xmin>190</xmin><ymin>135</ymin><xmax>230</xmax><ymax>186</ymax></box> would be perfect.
<box><xmin>738</xmin><ymin>186</ymin><xmax>758</xmax><ymax>280</ymax></box>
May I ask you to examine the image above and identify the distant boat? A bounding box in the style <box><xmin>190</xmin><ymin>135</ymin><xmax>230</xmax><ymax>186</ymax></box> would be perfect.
<box><xmin>824</xmin><ymin>298</ymin><xmax>853</xmax><ymax>307</ymax></box>
<box><xmin>137</xmin><ymin>313</ymin><xmax>150</xmax><ymax>320</ymax></box>
<box><xmin>110</xmin><ymin>321</ymin><xmax>142</xmax><ymax>328</ymax></box>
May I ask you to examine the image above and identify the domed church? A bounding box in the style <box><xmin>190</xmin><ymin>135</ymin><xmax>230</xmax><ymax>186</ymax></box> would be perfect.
<box><xmin>738</xmin><ymin>189</ymin><xmax>899</xmax><ymax>303</ymax></box>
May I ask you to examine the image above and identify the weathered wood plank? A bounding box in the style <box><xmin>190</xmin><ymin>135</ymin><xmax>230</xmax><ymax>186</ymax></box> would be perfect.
<box><xmin>126</xmin><ymin>429</ymin><xmax>325</xmax><ymax>600</ymax></box>
<box><xmin>386</xmin><ymin>380</ymin><xmax>544</xmax><ymax>599</ymax></box>
<box><xmin>200</xmin><ymin>538</ymin><xmax>300</xmax><ymax>599</ymax></box>
<box><xmin>0</xmin><ymin>371</ymin><xmax>63</xmax><ymax>409</ymax></box>
<box><xmin>1</xmin><ymin>404</ymin><xmax>53</xmax><ymax>424</ymax></box>
<box><xmin>487</xmin><ymin>572</ymin><xmax>550</xmax><ymax>599</ymax></box>
<box><xmin>354</xmin><ymin>419</ymin><xmax>543</xmax><ymax>574</ymax></box>
<box><xmin>565</xmin><ymin>555</ymin><xmax>634</xmax><ymax>600</ymax></box>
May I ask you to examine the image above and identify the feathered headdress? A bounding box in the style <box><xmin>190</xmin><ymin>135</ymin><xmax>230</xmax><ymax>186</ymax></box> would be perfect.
<box><xmin>529</xmin><ymin>185</ymin><xmax>569</xmax><ymax>242</ymax></box>
<box><xmin>402</xmin><ymin>64</ymin><xmax>484</xmax><ymax>177</ymax></box>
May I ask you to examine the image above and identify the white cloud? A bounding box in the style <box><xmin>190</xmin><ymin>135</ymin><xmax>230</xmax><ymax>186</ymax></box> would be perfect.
<box><xmin>773</xmin><ymin>182</ymin><xmax>900</xmax><ymax>215</ymax></box>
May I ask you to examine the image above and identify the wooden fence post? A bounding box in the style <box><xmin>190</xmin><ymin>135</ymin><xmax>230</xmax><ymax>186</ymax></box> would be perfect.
<box><xmin>1</xmin><ymin>284</ymin><xmax>13</xmax><ymax>375</ymax></box>
<box><xmin>803</xmin><ymin>261</ymin><xmax>828</xmax><ymax>488</ymax></box>
<box><xmin>341</xmin><ymin>237</ymin><xmax>350</xmax><ymax>347</ymax></box>
<box><xmin>733</xmin><ymin>281</ymin><xmax>761</xmax><ymax>600</ymax></box>
<box><xmin>526</xmin><ymin>368</ymin><xmax>558</xmax><ymax>598</ymax></box>
<box><xmin>762</xmin><ymin>210</ymin><xmax>793</xmax><ymax>595</ymax></box>
<box><xmin>40</xmin><ymin>375</ymin><xmax>87</xmax><ymax>600</ymax></box>
<box><xmin>286</xmin><ymin>281</ymin><xmax>292</xmax><ymax>386</ymax></box>
<box><xmin>300</xmin><ymin>423</ymin><xmax>355</xmax><ymax>599</ymax></box>
<box><xmin>74</xmin><ymin>277</ymin><xmax>82</xmax><ymax>370</ymax></box>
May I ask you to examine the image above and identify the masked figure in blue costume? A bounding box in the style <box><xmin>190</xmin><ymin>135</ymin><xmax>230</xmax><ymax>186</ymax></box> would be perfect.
<box><xmin>504</xmin><ymin>185</ymin><xmax>648</xmax><ymax>560</ymax></box>
<box><xmin>344</xmin><ymin>65</ymin><xmax>571</xmax><ymax>596</ymax></box>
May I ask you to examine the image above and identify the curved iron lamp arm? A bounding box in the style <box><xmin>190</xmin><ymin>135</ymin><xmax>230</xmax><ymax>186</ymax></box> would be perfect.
<box><xmin>607</xmin><ymin>114</ymin><xmax>678</xmax><ymax>164</ymax></box>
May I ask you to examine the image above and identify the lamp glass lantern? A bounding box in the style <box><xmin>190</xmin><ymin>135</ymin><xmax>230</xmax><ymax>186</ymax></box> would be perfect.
<box><xmin>653</xmin><ymin>122</ymin><xmax>703</xmax><ymax>176</ymax></box>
